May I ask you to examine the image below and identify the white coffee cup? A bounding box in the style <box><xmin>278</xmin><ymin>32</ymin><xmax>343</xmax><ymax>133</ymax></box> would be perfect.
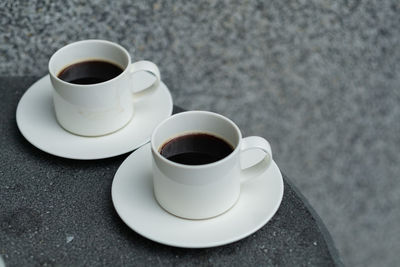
<box><xmin>49</xmin><ymin>39</ymin><xmax>160</xmax><ymax>136</ymax></box>
<box><xmin>151</xmin><ymin>111</ymin><xmax>273</xmax><ymax>219</ymax></box>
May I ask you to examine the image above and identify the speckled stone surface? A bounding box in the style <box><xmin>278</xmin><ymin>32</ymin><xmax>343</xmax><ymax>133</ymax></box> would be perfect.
<box><xmin>1</xmin><ymin>1</ymin><xmax>400</xmax><ymax>266</ymax></box>
<box><xmin>0</xmin><ymin>77</ymin><xmax>342</xmax><ymax>266</ymax></box>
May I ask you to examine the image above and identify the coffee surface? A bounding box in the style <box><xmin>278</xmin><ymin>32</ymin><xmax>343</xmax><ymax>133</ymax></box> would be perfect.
<box><xmin>57</xmin><ymin>60</ymin><xmax>123</xmax><ymax>85</ymax></box>
<box><xmin>159</xmin><ymin>133</ymin><xmax>234</xmax><ymax>165</ymax></box>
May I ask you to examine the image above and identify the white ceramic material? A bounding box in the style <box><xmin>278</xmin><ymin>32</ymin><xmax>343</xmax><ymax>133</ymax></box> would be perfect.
<box><xmin>16</xmin><ymin>73</ymin><xmax>173</xmax><ymax>160</ymax></box>
<box><xmin>111</xmin><ymin>143</ymin><xmax>284</xmax><ymax>248</ymax></box>
<box><xmin>151</xmin><ymin>111</ymin><xmax>273</xmax><ymax>219</ymax></box>
<box><xmin>49</xmin><ymin>39</ymin><xmax>161</xmax><ymax>136</ymax></box>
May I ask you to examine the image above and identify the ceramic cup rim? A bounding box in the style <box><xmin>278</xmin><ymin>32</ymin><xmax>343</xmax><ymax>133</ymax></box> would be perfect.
<box><xmin>151</xmin><ymin>110</ymin><xmax>243</xmax><ymax>170</ymax></box>
<box><xmin>48</xmin><ymin>39</ymin><xmax>131</xmax><ymax>88</ymax></box>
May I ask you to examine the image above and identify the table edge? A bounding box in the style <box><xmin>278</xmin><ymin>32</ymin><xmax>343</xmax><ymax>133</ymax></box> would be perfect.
<box><xmin>282</xmin><ymin>174</ymin><xmax>344</xmax><ymax>267</ymax></box>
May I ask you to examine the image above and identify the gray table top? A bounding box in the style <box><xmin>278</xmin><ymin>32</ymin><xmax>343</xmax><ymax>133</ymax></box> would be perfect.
<box><xmin>0</xmin><ymin>76</ymin><xmax>342</xmax><ymax>266</ymax></box>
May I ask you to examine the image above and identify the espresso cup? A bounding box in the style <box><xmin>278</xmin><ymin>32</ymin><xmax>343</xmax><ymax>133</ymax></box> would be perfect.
<box><xmin>49</xmin><ymin>39</ymin><xmax>160</xmax><ymax>136</ymax></box>
<box><xmin>151</xmin><ymin>111</ymin><xmax>273</xmax><ymax>219</ymax></box>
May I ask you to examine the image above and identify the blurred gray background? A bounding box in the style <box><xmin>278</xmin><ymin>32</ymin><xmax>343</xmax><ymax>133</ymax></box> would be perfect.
<box><xmin>1</xmin><ymin>0</ymin><xmax>399</xmax><ymax>266</ymax></box>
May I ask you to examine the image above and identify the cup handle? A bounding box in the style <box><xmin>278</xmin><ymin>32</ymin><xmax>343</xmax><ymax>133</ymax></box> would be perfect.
<box><xmin>240</xmin><ymin>136</ymin><xmax>273</xmax><ymax>183</ymax></box>
<box><xmin>129</xmin><ymin>60</ymin><xmax>161</xmax><ymax>97</ymax></box>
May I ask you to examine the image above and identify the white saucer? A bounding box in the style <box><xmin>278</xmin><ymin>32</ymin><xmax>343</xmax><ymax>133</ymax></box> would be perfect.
<box><xmin>16</xmin><ymin>73</ymin><xmax>173</xmax><ymax>160</ymax></box>
<box><xmin>111</xmin><ymin>143</ymin><xmax>284</xmax><ymax>248</ymax></box>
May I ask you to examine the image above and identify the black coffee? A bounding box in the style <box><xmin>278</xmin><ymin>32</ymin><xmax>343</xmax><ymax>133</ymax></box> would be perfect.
<box><xmin>159</xmin><ymin>133</ymin><xmax>234</xmax><ymax>165</ymax></box>
<box><xmin>57</xmin><ymin>60</ymin><xmax>124</xmax><ymax>85</ymax></box>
